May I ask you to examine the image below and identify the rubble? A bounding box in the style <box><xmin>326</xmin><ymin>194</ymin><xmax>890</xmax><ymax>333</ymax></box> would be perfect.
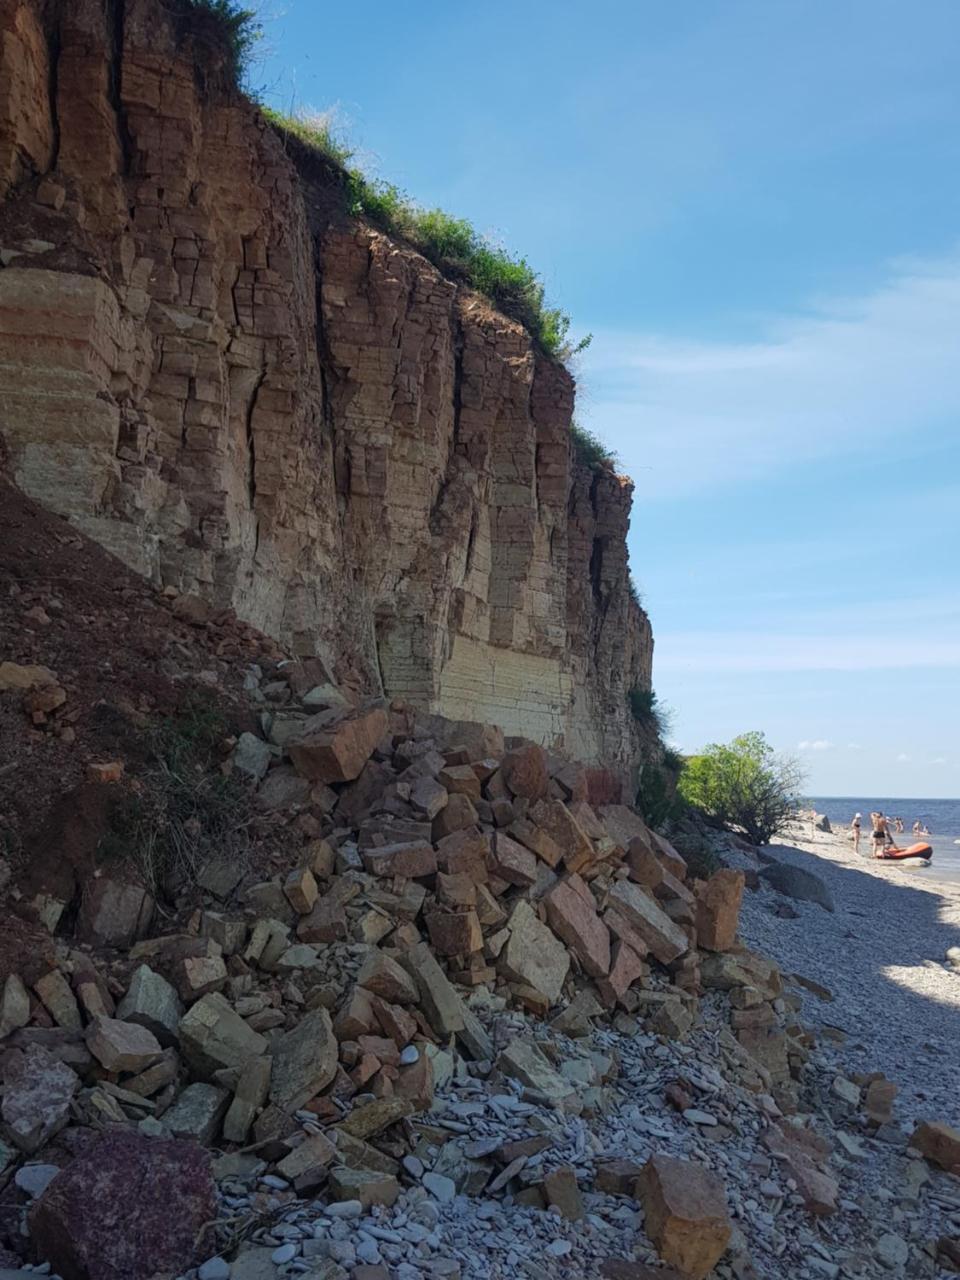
<box><xmin>638</xmin><ymin>1154</ymin><xmax>732</xmax><ymax>1279</ymax></box>
<box><xmin>0</xmin><ymin>659</ymin><xmax>946</xmax><ymax>1280</ymax></box>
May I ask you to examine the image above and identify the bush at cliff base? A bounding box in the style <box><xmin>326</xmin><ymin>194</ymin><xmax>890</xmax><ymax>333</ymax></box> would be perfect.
<box><xmin>677</xmin><ymin>731</ymin><xmax>805</xmax><ymax>846</ymax></box>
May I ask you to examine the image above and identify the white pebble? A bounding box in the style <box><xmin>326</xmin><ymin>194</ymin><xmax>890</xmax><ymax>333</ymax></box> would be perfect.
<box><xmin>325</xmin><ymin>1199</ymin><xmax>363</xmax><ymax>1219</ymax></box>
<box><xmin>198</xmin><ymin>1260</ymin><xmax>231</xmax><ymax>1280</ymax></box>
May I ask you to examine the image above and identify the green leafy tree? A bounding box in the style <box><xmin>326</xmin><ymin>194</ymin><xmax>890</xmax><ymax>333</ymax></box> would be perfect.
<box><xmin>678</xmin><ymin>732</ymin><xmax>805</xmax><ymax>846</ymax></box>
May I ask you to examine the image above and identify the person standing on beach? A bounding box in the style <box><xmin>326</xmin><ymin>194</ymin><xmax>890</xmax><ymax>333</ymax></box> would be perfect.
<box><xmin>871</xmin><ymin>812</ymin><xmax>888</xmax><ymax>857</ymax></box>
<box><xmin>851</xmin><ymin>812</ymin><xmax>862</xmax><ymax>854</ymax></box>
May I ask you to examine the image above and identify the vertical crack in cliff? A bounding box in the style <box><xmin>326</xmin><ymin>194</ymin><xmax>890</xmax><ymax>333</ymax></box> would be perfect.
<box><xmin>451</xmin><ymin>308</ymin><xmax>465</xmax><ymax>455</ymax></box>
<box><xmin>106</xmin><ymin>0</ymin><xmax>135</xmax><ymax>177</ymax></box>
<box><xmin>245</xmin><ymin>369</ymin><xmax>266</xmax><ymax>554</ymax></box>
<box><xmin>312</xmin><ymin>231</ymin><xmax>338</xmax><ymax>438</ymax></box>
<box><xmin>427</xmin><ymin>305</ymin><xmax>465</xmax><ymax>541</ymax></box>
<box><xmin>44</xmin><ymin>13</ymin><xmax>61</xmax><ymax>170</ymax></box>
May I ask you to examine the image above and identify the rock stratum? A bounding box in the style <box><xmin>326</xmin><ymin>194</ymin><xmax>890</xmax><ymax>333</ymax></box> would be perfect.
<box><xmin>0</xmin><ymin>0</ymin><xmax>652</xmax><ymax>780</ymax></box>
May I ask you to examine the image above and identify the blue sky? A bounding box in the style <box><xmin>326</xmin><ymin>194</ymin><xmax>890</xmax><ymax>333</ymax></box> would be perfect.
<box><xmin>254</xmin><ymin>0</ymin><xmax>960</xmax><ymax>797</ymax></box>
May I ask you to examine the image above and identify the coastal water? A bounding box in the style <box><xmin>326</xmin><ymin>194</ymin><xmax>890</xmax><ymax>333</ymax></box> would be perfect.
<box><xmin>807</xmin><ymin>795</ymin><xmax>960</xmax><ymax>883</ymax></box>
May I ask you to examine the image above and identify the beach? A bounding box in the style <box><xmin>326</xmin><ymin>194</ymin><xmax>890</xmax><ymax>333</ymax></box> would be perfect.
<box><xmin>730</xmin><ymin>820</ymin><xmax>960</xmax><ymax>1128</ymax></box>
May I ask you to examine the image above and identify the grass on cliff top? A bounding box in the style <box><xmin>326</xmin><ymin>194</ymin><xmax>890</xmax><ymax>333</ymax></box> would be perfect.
<box><xmin>180</xmin><ymin>0</ymin><xmax>262</xmax><ymax>87</ymax></box>
<box><xmin>570</xmin><ymin>420</ymin><xmax>618</xmax><ymax>471</ymax></box>
<box><xmin>260</xmin><ymin>107</ymin><xmax>591</xmax><ymax>362</ymax></box>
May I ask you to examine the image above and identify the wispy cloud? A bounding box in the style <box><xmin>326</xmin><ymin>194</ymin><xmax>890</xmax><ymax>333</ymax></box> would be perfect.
<box><xmin>930</xmin><ymin>757</ymin><xmax>948</xmax><ymax>765</ymax></box>
<box><xmin>798</xmin><ymin>739</ymin><xmax>833</xmax><ymax>751</ymax></box>
<box><xmin>581</xmin><ymin>250</ymin><xmax>960</xmax><ymax>499</ymax></box>
<box><xmin>896</xmin><ymin>752</ymin><xmax>912</xmax><ymax>763</ymax></box>
<box><xmin>656</xmin><ymin>629</ymin><xmax>960</xmax><ymax>672</ymax></box>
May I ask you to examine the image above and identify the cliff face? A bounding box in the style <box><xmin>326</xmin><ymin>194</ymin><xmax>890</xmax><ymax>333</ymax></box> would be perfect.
<box><xmin>0</xmin><ymin>0</ymin><xmax>653</xmax><ymax>776</ymax></box>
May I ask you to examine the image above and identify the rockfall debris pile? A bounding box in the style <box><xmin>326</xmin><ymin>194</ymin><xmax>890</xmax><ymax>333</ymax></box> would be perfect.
<box><xmin>3</xmin><ymin>511</ymin><xmax>960</xmax><ymax>1279</ymax></box>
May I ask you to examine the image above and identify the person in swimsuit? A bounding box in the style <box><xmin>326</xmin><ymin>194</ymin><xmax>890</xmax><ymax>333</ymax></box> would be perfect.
<box><xmin>871</xmin><ymin>812</ymin><xmax>888</xmax><ymax>857</ymax></box>
<box><xmin>851</xmin><ymin>812</ymin><xmax>862</xmax><ymax>854</ymax></box>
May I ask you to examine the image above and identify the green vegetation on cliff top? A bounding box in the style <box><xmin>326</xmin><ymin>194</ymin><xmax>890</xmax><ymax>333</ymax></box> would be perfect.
<box><xmin>182</xmin><ymin>2</ymin><xmax>591</xmax><ymax>363</ymax></box>
<box><xmin>262</xmin><ymin>107</ymin><xmax>591</xmax><ymax>363</ymax></box>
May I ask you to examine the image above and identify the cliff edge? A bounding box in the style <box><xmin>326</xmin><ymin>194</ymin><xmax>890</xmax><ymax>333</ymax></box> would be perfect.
<box><xmin>0</xmin><ymin>0</ymin><xmax>653</xmax><ymax>779</ymax></box>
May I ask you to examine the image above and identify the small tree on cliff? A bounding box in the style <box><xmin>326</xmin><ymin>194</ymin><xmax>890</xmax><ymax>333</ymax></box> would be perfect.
<box><xmin>678</xmin><ymin>731</ymin><xmax>805</xmax><ymax>846</ymax></box>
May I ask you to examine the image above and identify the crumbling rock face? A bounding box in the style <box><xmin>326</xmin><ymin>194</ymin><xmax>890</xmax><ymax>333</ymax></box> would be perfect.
<box><xmin>0</xmin><ymin>0</ymin><xmax>652</xmax><ymax>778</ymax></box>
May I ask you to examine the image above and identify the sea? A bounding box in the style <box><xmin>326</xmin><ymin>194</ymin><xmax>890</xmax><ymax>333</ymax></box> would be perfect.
<box><xmin>807</xmin><ymin>796</ymin><xmax>960</xmax><ymax>883</ymax></box>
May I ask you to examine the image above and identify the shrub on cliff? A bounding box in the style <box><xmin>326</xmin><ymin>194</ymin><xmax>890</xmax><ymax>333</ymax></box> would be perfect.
<box><xmin>678</xmin><ymin>731</ymin><xmax>805</xmax><ymax>846</ymax></box>
<box><xmin>571</xmin><ymin>421</ymin><xmax>617</xmax><ymax>471</ymax></box>
<box><xmin>628</xmin><ymin>687</ymin><xmax>672</xmax><ymax>737</ymax></box>
<box><xmin>181</xmin><ymin>1</ymin><xmax>262</xmax><ymax>87</ymax></box>
<box><xmin>636</xmin><ymin>747</ymin><xmax>686</xmax><ymax>828</ymax></box>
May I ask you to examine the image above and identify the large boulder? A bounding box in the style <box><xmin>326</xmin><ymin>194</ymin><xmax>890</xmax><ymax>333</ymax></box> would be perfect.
<box><xmin>288</xmin><ymin>706</ymin><xmax>388</xmax><ymax>783</ymax></box>
<box><xmin>1</xmin><ymin>1044</ymin><xmax>78</xmax><ymax>1153</ymax></box>
<box><xmin>607</xmin><ymin>880</ymin><xmax>688</xmax><ymax>965</ymax></box>
<box><xmin>637</xmin><ymin>1154</ymin><xmax>732</xmax><ymax>1279</ymax></box>
<box><xmin>544</xmin><ymin>875</ymin><xmax>610</xmax><ymax>978</ymax></box>
<box><xmin>30</xmin><ymin>1129</ymin><xmax>216</xmax><ymax>1280</ymax></box>
<box><xmin>499</xmin><ymin>901</ymin><xmax>570</xmax><ymax>1004</ymax></box>
<box><xmin>760</xmin><ymin>863</ymin><xmax>834</xmax><ymax>913</ymax></box>
<box><xmin>499</xmin><ymin>744</ymin><xmax>549</xmax><ymax>801</ymax></box>
<box><xmin>695</xmin><ymin>869</ymin><xmax>745</xmax><ymax>951</ymax></box>
<box><xmin>269</xmin><ymin>1008</ymin><xmax>338</xmax><ymax>1111</ymax></box>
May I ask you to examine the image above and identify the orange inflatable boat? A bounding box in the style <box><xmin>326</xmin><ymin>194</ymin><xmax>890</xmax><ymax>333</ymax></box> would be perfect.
<box><xmin>875</xmin><ymin>842</ymin><xmax>933</xmax><ymax>862</ymax></box>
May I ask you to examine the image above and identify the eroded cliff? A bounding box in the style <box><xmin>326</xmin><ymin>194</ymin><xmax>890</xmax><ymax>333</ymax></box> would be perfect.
<box><xmin>0</xmin><ymin>0</ymin><xmax>653</xmax><ymax>777</ymax></box>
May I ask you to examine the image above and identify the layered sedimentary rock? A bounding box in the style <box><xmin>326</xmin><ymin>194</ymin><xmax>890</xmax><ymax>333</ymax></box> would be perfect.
<box><xmin>0</xmin><ymin>0</ymin><xmax>652</xmax><ymax>775</ymax></box>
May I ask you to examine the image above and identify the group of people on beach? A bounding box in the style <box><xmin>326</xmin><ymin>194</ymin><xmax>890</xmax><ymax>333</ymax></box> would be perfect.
<box><xmin>850</xmin><ymin>811</ymin><xmax>930</xmax><ymax>856</ymax></box>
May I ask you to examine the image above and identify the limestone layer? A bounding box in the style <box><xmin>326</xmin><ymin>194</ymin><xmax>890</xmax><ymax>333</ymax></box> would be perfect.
<box><xmin>0</xmin><ymin>0</ymin><xmax>653</xmax><ymax>775</ymax></box>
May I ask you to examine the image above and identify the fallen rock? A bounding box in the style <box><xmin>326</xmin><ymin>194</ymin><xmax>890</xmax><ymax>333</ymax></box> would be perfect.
<box><xmin>607</xmin><ymin>880</ymin><xmax>688</xmax><ymax>965</ymax></box>
<box><xmin>426</xmin><ymin>909</ymin><xmax>483</xmax><ymax>956</ymax></box>
<box><xmin>695</xmin><ymin>868</ymin><xmax>744</xmax><ymax>951</ymax></box>
<box><xmin>499</xmin><ymin>900</ymin><xmax>570</xmax><ymax>1005</ymax></box>
<box><xmin>638</xmin><ymin>1153</ymin><xmax>732</xmax><ymax>1280</ymax></box>
<box><xmin>498</xmin><ymin>1039</ymin><xmax>573</xmax><ymax>1106</ymax></box>
<box><xmin>86</xmin><ymin>1017</ymin><xmax>163</xmax><ymax>1074</ymax></box>
<box><xmin>488</xmin><ymin>832</ymin><xmax>537</xmax><ymax>886</ymax></box>
<box><xmin>288</xmin><ymin>706</ymin><xmax>388</xmax><ymax>783</ymax></box>
<box><xmin>337</xmin><ymin>1098</ymin><xmax>414</xmax><ymax>1140</ymax></box>
<box><xmin>327</xmin><ymin>1168</ymin><xmax>399</xmax><ymax>1208</ymax></box>
<box><xmin>0</xmin><ymin>661</ymin><xmax>57</xmax><ymax>691</ymax></box>
<box><xmin>544</xmin><ymin>874</ymin><xmax>610</xmax><ymax>978</ymax></box>
<box><xmin>77</xmin><ymin>878</ymin><xmax>154</xmax><ymax>948</ymax></box>
<box><xmin>0</xmin><ymin>973</ymin><xmax>30</xmax><ymax>1037</ymax></box>
<box><xmin>164</xmin><ymin>1083</ymin><xmax>230</xmax><ymax>1144</ymax></box>
<box><xmin>269</xmin><ymin>1007</ymin><xmax>338</xmax><ymax>1111</ymax></box>
<box><xmin>30</xmin><ymin>1129</ymin><xmax>216</xmax><ymax>1280</ymax></box>
<box><xmin>399</xmin><ymin>943</ymin><xmax>466</xmax><ymax>1038</ymax></box>
<box><xmin>1</xmin><ymin>1045</ymin><xmax>78</xmax><ymax>1153</ymax></box>
<box><xmin>542</xmin><ymin>1164</ymin><xmax>584</xmax><ymax>1220</ymax></box>
<box><xmin>911</xmin><ymin>1120</ymin><xmax>960</xmax><ymax>1172</ymax></box>
<box><xmin>760</xmin><ymin>862</ymin><xmax>834</xmax><ymax>912</ymax></box>
<box><xmin>116</xmin><ymin>965</ymin><xmax>182</xmax><ymax>1047</ymax></box>
<box><xmin>34</xmin><ymin>969</ymin><xmax>82</xmax><ymax>1030</ymax></box>
<box><xmin>500</xmin><ymin>744</ymin><xmax>549</xmax><ymax>800</ymax></box>
<box><xmin>232</xmin><ymin>732</ymin><xmax>273</xmax><ymax>782</ymax></box>
<box><xmin>283</xmin><ymin>866</ymin><xmax>318</xmax><ymax>914</ymax></box>
<box><xmin>178</xmin><ymin>993</ymin><xmax>268</xmax><ymax>1078</ymax></box>
<box><xmin>222</xmin><ymin>1056</ymin><xmax>272</xmax><ymax>1144</ymax></box>
<box><xmin>275</xmin><ymin>1131</ymin><xmax>337</xmax><ymax>1191</ymax></box>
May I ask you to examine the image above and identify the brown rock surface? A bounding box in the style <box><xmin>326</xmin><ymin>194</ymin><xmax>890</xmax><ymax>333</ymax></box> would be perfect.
<box><xmin>911</xmin><ymin>1121</ymin><xmax>960</xmax><ymax>1172</ymax></box>
<box><xmin>544</xmin><ymin>874</ymin><xmax>611</xmax><ymax>978</ymax></box>
<box><xmin>696</xmin><ymin>868</ymin><xmax>745</xmax><ymax>952</ymax></box>
<box><xmin>638</xmin><ymin>1154</ymin><xmax>732</xmax><ymax>1279</ymax></box>
<box><xmin>289</xmin><ymin>708</ymin><xmax>388</xmax><ymax>784</ymax></box>
<box><xmin>0</xmin><ymin>0</ymin><xmax>652</xmax><ymax>785</ymax></box>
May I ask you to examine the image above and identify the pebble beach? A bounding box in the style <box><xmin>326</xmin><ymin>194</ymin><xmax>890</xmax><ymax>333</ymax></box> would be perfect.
<box><xmin>735</xmin><ymin>821</ymin><xmax>960</xmax><ymax>1128</ymax></box>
